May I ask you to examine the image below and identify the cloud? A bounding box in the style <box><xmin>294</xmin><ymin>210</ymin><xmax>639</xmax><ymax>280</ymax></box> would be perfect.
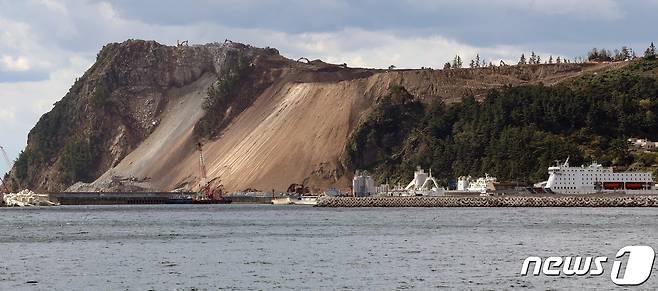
<box><xmin>0</xmin><ymin>107</ymin><xmax>16</xmax><ymax>122</ymax></box>
<box><xmin>267</xmin><ymin>28</ymin><xmax>544</xmax><ymax>69</ymax></box>
<box><xmin>1</xmin><ymin>55</ymin><xmax>31</xmax><ymax>71</ymax></box>
<box><xmin>106</xmin><ymin>0</ymin><xmax>626</xmax><ymax>32</ymax></box>
<box><xmin>0</xmin><ymin>54</ymin><xmax>50</xmax><ymax>82</ymax></box>
<box><xmin>6</xmin><ymin>1</ymin><xmax>531</xmax><ymax>69</ymax></box>
<box><xmin>478</xmin><ymin>0</ymin><xmax>623</xmax><ymax>19</ymax></box>
<box><xmin>0</xmin><ymin>0</ymin><xmax>657</xmax><ymax>164</ymax></box>
<box><xmin>0</xmin><ymin>70</ymin><xmax>49</xmax><ymax>83</ymax></box>
<box><xmin>39</xmin><ymin>0</ymin><xmax>68</xmax><ymax>13</ymax></box>
<box><xmin>0</xmin><ymin>15</ymin><xmax>63</xmax><ymax>82</ymax></box>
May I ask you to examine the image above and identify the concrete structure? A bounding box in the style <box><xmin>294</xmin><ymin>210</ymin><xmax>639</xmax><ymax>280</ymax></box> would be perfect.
<box><xmin>323</xmin><ymin>187</ymin><xmax>343</xmax><ymax>197</ymax></box>
<box><xmin>457</xmin><ymin>176</ymin><xmax>470</xmax><ymax>191</ymax></box>
<box><xmin>628</xmin><ymin>138</ymin><xmax>658</xmax><ymax>151</ymax></box>
<box><xmin>3</xmin><ymin>190</ymin><xmax>57</xmax><ymax>206</ymax></box>
<box><xmin>352</xmin><ymin>170</ymin><xmax>376</xmax><ymax>197</ymax></box>
<box><xmin>375</xmin><ymin>184</ymin><xmax>389</xmax><ymax>195</ymax></box>
<box><xmin>317</xmin><ymin>195</ymin><xmax>658</xmax><ymax>208</ymax></box>
<box><xmin>404</xmin><ymin>167</ymin><xmax>443</xmax><ymax>196</ymax></box>
<box><xmin>456</xmin><ymin>174</ymin><xmax>497</xmax><ymax>193</ymax></box>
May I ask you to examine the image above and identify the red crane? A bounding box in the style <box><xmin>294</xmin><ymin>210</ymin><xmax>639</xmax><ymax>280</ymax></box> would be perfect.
<box><xmin>195</xmin><ymin>143</ymin><xmax>231</xmax><ymax>204</ymax></box>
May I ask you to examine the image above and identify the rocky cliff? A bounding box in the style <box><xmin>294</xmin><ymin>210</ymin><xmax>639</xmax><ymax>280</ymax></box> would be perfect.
<box><xmin>6</xmin><ymin>40</ymin><xmax>620</xmax><ymax>193</ymax></box>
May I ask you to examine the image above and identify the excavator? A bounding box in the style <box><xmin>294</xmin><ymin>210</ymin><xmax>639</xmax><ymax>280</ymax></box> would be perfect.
<box><xmin>194</xmin><ymin>143</ymin><xmax>231</xmax><ymax>204</ymax></box>
<box><xmin>0</xmin><ymin>146</ymin><xmax>12</xmax><ymax>193</ymax></box>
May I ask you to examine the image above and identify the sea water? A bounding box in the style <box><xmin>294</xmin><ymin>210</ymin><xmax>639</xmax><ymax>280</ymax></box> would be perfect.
<box><xmin>0</xmin><ymin>205</ymin><xmax>657</xmax><ymax>290</ymax></box>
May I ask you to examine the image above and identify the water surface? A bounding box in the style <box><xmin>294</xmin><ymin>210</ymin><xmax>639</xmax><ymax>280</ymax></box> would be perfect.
<box><xmin>0</xmin><ymin>205</ymin><xmax>657</xmax><ymax>290</ymax></box>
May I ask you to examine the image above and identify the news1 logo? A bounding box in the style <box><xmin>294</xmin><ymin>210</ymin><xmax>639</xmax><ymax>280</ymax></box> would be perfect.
<box><xmin>521</xmin><ymin>246</ymin><xmax>656</xmax><ymax>286</ymax></box>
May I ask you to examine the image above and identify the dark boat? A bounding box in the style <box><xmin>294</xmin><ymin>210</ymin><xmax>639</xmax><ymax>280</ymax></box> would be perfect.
<box><xmin>192</xmin><ymin>196</ymin><xmax>232</xmax><ymax>204</ymax></box>
<box><xmin>166</xmin><ymin>197</ymin><xmax>194</xmax><ymax>204</ymax></box>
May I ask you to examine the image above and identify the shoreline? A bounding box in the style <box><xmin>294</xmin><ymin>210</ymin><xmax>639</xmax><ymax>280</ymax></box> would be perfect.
<box><xmin>6</xmin><ymin>192</ymin><xmax>658</xmax><ymax>207</ymax></box>
<box><xmin>316</xmin><ymin>195</ymin><xmax>658</xmax><ymax>207</ymax></box>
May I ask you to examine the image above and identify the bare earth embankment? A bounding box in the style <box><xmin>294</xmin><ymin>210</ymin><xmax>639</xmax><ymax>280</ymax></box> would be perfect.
<box><xmin>12</xmin><ymin>40</ymin><xmax>623</xmax><ymax>193</ymax></box>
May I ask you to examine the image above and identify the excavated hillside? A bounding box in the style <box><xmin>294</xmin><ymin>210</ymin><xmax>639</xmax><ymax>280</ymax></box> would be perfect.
<box><xmin>7</xmin><ymin>40</ymin><xmax>622</xmax><ymax>193</ymax></box>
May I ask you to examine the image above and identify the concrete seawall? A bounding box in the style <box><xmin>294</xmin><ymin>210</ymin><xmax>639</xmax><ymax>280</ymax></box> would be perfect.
<box><xmin>316</xmin><ymin>196</ymin><xmax>658</xmax><ymax>207</ymax></box>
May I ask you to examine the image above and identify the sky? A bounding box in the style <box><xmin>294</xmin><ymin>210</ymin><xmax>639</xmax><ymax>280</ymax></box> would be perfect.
<box><xmin>1</xmin><ymin>0</ymin><xmax>658</xmax><ymax>175</ymax></box>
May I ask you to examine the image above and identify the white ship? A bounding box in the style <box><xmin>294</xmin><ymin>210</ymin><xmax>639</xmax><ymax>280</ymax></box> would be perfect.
<box><xmin>271</xmin><ymin>197</ymin><xmax>294</xmax><ymax>205</ymax></box>
<box><xmin>292</xmin><ymin>195</ymin><xmax>320</xmax><ymax>205</ymax></box>
<box><xmin>538</xmin><ymin>158</ymin><xmax>655</xmax><ymax>194</ymax></box>
<box><xmin>457</xmin><ymin>174</ymin><xmax>497</xmax><ymax>194</ymax></box>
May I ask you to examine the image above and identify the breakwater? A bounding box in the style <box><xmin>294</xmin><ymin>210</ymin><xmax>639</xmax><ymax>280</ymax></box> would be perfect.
<box><xmin>316</xmin><ymin>195</ymin><xmax>658</xmax><ymax>207</ymax></box>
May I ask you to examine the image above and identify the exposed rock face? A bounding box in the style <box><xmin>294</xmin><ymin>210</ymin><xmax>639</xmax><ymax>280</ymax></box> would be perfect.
<box><xmin>8</xmin><ymin>40</ymin><xmax>275</xmax><ymax>192</ymax></box>
<box><xmin>7</xmin><ymin>39</ymin><xmax>621</xmax><ymax>193</ymax></box>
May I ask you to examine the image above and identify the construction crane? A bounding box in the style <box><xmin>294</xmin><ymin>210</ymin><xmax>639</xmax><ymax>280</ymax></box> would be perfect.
<box><xmin>195</xmin><ymin>143</ymin><xmax>230</xmax><ymax>204</ymax></box>
<box><xmin>197</xmin><ymin>142</ymin><xmax>210</xmax><ymax>198</ymax></box>
<box><xmin>0</xmin><ymin>146</ymin><xmax>11</xmax><ymax>193</ymax></box>
<box><xmin>0</xmin><ymin>146</ymin><xmax>11</xmax><ymax>170</ymax></box>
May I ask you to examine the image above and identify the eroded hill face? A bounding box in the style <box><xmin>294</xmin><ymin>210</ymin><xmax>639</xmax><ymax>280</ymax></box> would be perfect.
<box><xmin>8</xmin><ymin>40</ymin><xmax>622</xmax><ymax>193</ymax></box>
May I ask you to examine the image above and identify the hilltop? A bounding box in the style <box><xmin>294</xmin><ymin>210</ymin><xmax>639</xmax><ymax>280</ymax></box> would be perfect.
<box><xmin>347</xmin><ymin>58</ymin><xmax>658</xmax><ymax>185</ymax></box>
<box><xmin>4</xmin><ymin>40</ymin><xmax>629</xmax><ymax>193</ymax></box>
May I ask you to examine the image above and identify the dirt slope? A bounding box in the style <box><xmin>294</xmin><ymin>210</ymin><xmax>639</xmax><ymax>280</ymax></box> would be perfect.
<box><xmin>78</xmin><ymin>73</ymin><xmax>217</xmax><ymax>191</ymax></box>
<box><xmin>8</xmin><ymin>40</ymin><xmax>626</xmax><ymax>193</ymax></box>
<box><xmin>70</xmin><ymin>51</ymin><xmax>622</xmax><ymax>193</ymax></box>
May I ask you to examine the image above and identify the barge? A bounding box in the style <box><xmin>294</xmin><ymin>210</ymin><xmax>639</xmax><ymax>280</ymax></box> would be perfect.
<box><xmin>49</xmin><ymin>192</ymin><xmax>198</xmax><ymax>205</ymax></box>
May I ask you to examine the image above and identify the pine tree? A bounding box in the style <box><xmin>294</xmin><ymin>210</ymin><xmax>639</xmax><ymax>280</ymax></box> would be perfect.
<box><xmin>469</xmin><ymin>59</ymin><xmax>476</xmax><ymax>68</ymax></box>
<box><xmin>620</xmin><ymin>46</ymin><xmax>630</xmax><ymax>60</ymax></box>
<box><xmin>589</xmin><ymin>49</ymin><xmax>612</xmax><ymax>62</ymax></box>
<box><xmin>588</xmin><ymin>48</ymin><xmax>599</xmax><ymax>61</ymax></box>
<box><xmin>613</xmin><ymin>49</ymin><xmax>621</xmax><ymax>61</ymax></box>
<box><xmin>645</xmin><ymin>42</ymin><xmax>656</xmax><ymax>59</ymax></box>
<box><xmin>602</xmin><ymin>49</ymin><xmax>611</xmax><ymax>61</ymax></box>
<box><xmin>536</xmin><ymin>55</ymin><xmax>541</xmax><ymax>64</ymax></box>
<box><xmin>518</xmin><ymin>53</ymin><xmax>526</xmax><ymax>65</ymax></box>
<box><xmin>556</xmin><ymin>56</ymin><xmax>561</xmax><ymax>64</ymax></box>
<box><xmin>475</xmin><ymin>54</ymin><xmax>480</xmax><ymax>68</ymax></box>
<box><xmin>443</xmin><ymin>62</ymin><xmax>451</xmax><ymax>69</ymax></box>
<box><xmin>548</xmin><ymin>56</ymin><xmax>553</xmax><ymax>64</ymax></box>
<box><xmin>530</xmin><ymin>51</ymin><xmax>539</xmax><ymax>64</ymax></box>
<box><xmin>452</xmin><ymin>55</ymin><xmax>463</xmax><ymax>68</ymax></box>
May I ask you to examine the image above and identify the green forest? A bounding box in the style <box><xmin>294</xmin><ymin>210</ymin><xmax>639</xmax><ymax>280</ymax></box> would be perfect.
<box><xmin>194</xmin><ymin>53</ymin><xmax>251</xmax><ymax>140</ymax></box>
<box><xmin>345</xmin><ymin>58</ymin><xmax>658</xmax><ymax>186</ymax></box>
<box><xmin>9</xmin><ymin>77</ymin><xmax>108</xmax><ymax>190</ymax></box>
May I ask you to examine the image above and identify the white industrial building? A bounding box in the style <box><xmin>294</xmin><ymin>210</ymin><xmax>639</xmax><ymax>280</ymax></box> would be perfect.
<box><xmin>352</xmin><ymin>170</ymin><xmax>376</xmax><ymax>197</ymax></box>
<box><xmin>404</xmin><ymin>167</ymin><xmax>443</xmax><ymax>196</ymax></box>
<box><xmin>457</xmin><ymin>174</ymin><xmax>497</xmax><ymax>194</ymax></box>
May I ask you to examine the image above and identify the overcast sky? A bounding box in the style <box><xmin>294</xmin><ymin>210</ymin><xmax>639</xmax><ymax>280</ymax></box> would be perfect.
<box><xmin>1</xmin><ymin>0</ymin><xmax>657</xmax><ymax>175</ymax></box>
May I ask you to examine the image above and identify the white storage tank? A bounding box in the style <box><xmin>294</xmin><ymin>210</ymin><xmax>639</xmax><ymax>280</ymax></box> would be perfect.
<box><xmin>353</xmin><ymin>170</ymin><xmax>376</xmax><ymax>197</ymax></box>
